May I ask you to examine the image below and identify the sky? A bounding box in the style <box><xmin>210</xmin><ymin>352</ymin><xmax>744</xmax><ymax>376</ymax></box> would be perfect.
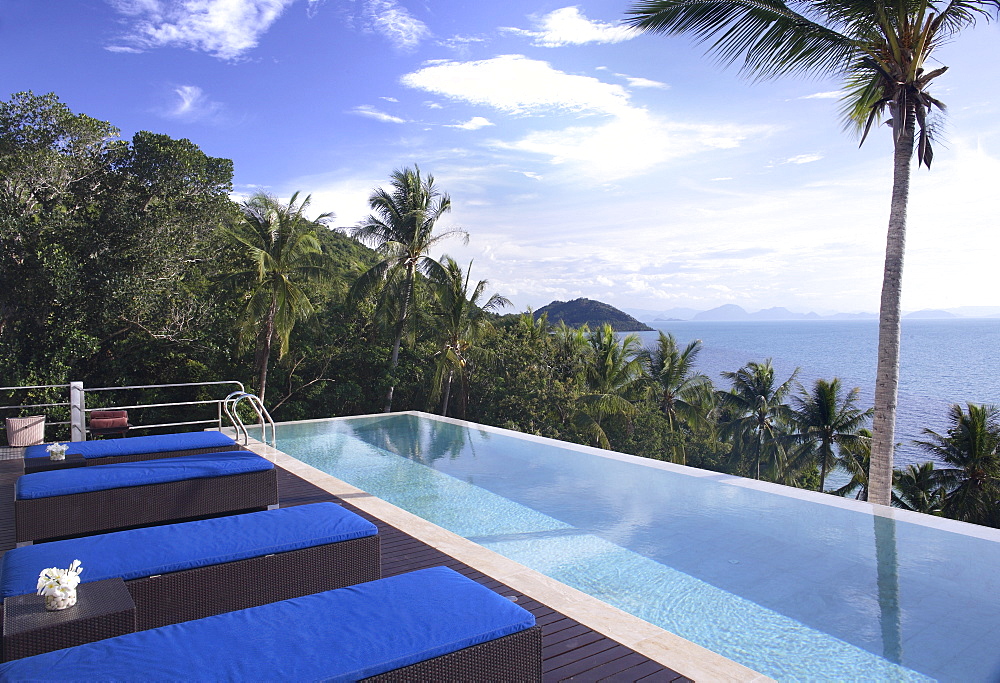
<box><xmin>3</xmin><ymin>0</ymin><xmax>999</xmax><ymax>315</ymax></box>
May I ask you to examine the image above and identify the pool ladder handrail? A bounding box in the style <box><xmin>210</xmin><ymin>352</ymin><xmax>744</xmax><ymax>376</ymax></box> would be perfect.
<box><xmin>223</xmin><ymin>391</ymin><xmax>276</xmax><ymax>447</ymax></box>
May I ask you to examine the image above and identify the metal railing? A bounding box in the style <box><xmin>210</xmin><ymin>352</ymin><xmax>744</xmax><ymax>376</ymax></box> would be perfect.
<box><xmin>223</xmin><ymin>391</ymin><xmax>276</xmax><ymax>446</ymax></box>
<box><xmin>0</xmin><ymin>381</ymin><xmax>265</xmax><ymax>444</ymax></box>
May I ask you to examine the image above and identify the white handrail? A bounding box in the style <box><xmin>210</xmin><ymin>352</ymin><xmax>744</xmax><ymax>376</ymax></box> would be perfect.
<box><xmin>223</xmin><ymin>391</ymin><xmax>275</xmax><ymax>447</ymax></box>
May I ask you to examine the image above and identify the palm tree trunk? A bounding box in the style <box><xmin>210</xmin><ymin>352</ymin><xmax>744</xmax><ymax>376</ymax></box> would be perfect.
<box><xmin>440</xmin><ymin>369</ymin><xmax>453</xmax><ymax>416</ymax></box>
<box><xmin>256</xmin><ymin>297</ymin><xmax>278</xmax><ymax>404</ymax></box>
<box><xmin>870</xmin><ymin>108</ymin><xmax>915</xmax><ymax>507</ymax></box>
<box><xmin>383</xmin><ymin>268</ymin><xmax>414</xmax><ymax>413</ymax></box>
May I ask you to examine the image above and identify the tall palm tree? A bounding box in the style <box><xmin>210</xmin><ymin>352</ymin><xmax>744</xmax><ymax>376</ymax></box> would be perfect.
<box><xmin>916</xmin><ymin>403</ymin><xmax>1000</xmax><ymax>526</ymax></box>
<box><xmin>226</xmin><ymin>191</ymin><xmax>332</xmax><ymax>403</ymax></box>
<box><xmin>575</xmin><ymin>324</ymin><xmax>647</xmax><ymax>448</ymax></box>
<box><xmin>892</xmin><ymin>461</ymin><xmax>945</xmax><ymax>514</ymax></box>
<box><xmin>642</xmin><ymin>332</ymin><xmax>712</xmax><ymax>464</ymax></box>
<box><xmin>718</xmin><ymin>360</ymin><xmax>798</xmax><ymax>481</ymax></box>
<box><xmin>428</xmin><ymin>257</ymin><xmax>511</xmax><ymax>417</ymax></box>
<box><xmin>789</xmin><ymin>378</ymin><xmax>872</xmax><ymax>492</ymax></box>
<box><xmin>626</xmin><ymin>0</ymin><xmax>999</xmax><ymax>506</ymax></box>
<box><xmin>350</xmin><ymin>166</ymin><xmax>466</xmax><ymax>412</ymax></box>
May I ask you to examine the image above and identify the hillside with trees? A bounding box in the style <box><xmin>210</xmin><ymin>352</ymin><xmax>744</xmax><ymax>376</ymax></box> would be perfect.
<box><xmin>533</xmin><ymin>298</ymin><xmax>653</xmax><ymax>331</ymax></box>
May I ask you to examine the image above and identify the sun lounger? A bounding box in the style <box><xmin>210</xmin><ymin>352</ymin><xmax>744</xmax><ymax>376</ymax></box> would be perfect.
<box><xmin>1</xmin><ymin>503</ymin><xmax>379</xmax><ymax>639</ymax></box>
<box><xmin>23</xmin><ymin>431</ymin><xmax>242</xmax><ymax>469</ymax></box>
<box><xmin>15</xmin><ymin>452</ymin><xmax>277</xmax><ymax>544</ymax></box>
<box><xmin>0</xmin><ymin>567</ymin><xmax>542</xmax><ymax>681</ymax></box>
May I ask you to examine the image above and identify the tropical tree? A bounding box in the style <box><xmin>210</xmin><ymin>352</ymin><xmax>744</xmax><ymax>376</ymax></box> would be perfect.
<box><xmin>833</xmin><ymin>427</ymin><xmax>873</xmax><ymax>499</ymax></box>
<box><xmin>349</xmin><ymin>166</ymin><xmax>466</xmax><ymax>412</ymax></box>
<box><xmin>428</xmin><ymin>257</ymin><xmax>511</xmax><ymax>417</ymax></box>
<box><xmin>226</xmin><ymin>191</ymin><xmax>332</xmax><ymax>403</ymax></box>
<box><xmin>788</xmin><ymin>378</ymin><xmax>872</xmax><ymax>492</ymax></box>
<box><xmin>718</xmin><ymin>360</ymin><xmax>798</xmax><ymax>481</ymax></box>
<box><xmin>575</xmin><ymin>324</ymin><xmax>647</xmax><ymax>448</ymax></box>
<box><xmin>642</xmin><ymin>332</ymin><xmax>713</xmax><ymax>464</ymax></box>
<box><xmin>915</xmin><ymin>403</ymin><xmax>1000</xmax><ymax>526</ymax></box>
<box><xmin>625</xmin><ymin>0</ymin><xmax>1000</xmax><ymax>506</ymax></box>
<box><xmin>892</xmin><ymin>461</ymin><xmax>945</xmax><ymax>514</ymax></box>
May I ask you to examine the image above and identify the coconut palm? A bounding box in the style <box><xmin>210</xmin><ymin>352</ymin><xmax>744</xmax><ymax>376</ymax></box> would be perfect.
<box><xmin>350</xmin><ymin>166</ymin><xmax>466</xmax><ymax>412</ymax></box>
<box><xmin>788</xmin><ymin>378</ymin><xmax>872</xmax><ymax>492</ymax></box>
<box><xmin>575</xmin><ymin>324</ymin><xmax>647</xmax><ymax>448</ymax></box>
<box><xmin>642</xmin><ymin>332</ymin><xmax>713</xmax><ymax>464</ymax></box>
<box><xmin>833</xmin><ymin>427</ymin><xmax>873</xmax><ymax>499</ymax></box>
<box><xmin>718</xmin><ymin>360</ymin><xmax>798</xmax><ymax>481</ymax></box>
<box><xmin>892</xmin><ymin>461</ymin><xmax>945</xmax><ymax>514</ymax></box>
<box><xmin>626</xmin><ymin>0</ymin><xmax>999</xmax><ymax>506</ymax></box>
<box><xmin>226</xmin><ymin>191</ymin><xmax>332</xmax><ymax>403</ymax></box>
<box><xmin>915</xmin><ymin>403</ymin><xmax>1000</xmax><ymax>526</ymax></box>
<box><xmin>427</xmin><ymin>257</ymin><xmax>511</xmax><ymax>417</ymax></box>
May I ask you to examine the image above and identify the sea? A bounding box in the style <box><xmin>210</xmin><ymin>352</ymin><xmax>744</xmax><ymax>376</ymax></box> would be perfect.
<box><xmin>635</xmin><ymin>318</ymin><xmax>1000</xmax><ymax>472</ymax></box>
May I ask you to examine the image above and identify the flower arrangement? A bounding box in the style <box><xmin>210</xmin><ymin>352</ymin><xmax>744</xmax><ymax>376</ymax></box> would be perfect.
<box><xmin>45</xmin><ymin>442</ymin><xmax>68</xmax><ymax>461</ymax></box>
<box><xmin>37</xmin><ymin>560</ymin><xmax>83</xmax><ymax>611</ymax></box>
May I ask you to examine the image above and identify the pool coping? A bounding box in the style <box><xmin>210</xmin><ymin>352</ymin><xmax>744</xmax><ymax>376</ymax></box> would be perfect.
<box><xmin>237</xmin><ymin>428</ymin><xmax>773</xmax><ymax>683</ymax></box>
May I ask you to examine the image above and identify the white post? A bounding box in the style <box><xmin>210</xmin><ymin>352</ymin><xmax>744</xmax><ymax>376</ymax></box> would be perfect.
<box><xmin>70</xmin><ymin>382</ymin><xmax>86</xmax><ymax>442</ymax></box>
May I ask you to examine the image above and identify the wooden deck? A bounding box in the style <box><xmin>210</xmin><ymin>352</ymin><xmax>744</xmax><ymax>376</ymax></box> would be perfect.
<box><xmin>0</xmin><ymin>458</ymin><xmax>691</xmax><ymax>682</ymax></box>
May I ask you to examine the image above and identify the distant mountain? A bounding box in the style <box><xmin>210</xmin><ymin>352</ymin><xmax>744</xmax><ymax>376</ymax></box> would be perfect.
<box><xmin>905</xmin><ymin>309</ymin><xmax>958</xmax><ymax>319</ymax></box>
<box><xmin>692</xmin><ymin>304</ymin><xmax>749</xmax><ymax>321</ymax></box>
<box><xmin>535</xmin><ymin>298</ymin><xmax>653</xmax><ymax>331</ymax></box>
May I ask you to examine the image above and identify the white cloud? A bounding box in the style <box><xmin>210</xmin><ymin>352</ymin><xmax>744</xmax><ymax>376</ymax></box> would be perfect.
<box><xmin>380</xmin><ymin>96</ymin><xmax>399</xmax><ymax>103</ymax></box>
<box><xmin>402</xmin><ymin>55</ymin><xmax>632</xmax><ymax>117</ymax></box>
<box><xmin>500</xmin><ymin>109</ymin><xmax>758</xmax><ymax>180</ymax></box>
<box><xmin>447</xmin><ymin>116</ymin><xmax>494</xmax><ymax>130</ymax></box>
<box><xmin>350</xmin><ymin>105</ymin><xmax>406</xmax><ymax>123</ymax></box>
<box><xmin>362</xmin><ymin>0</ymin><xmax>429</xmax><ymax>51</ymax></box>
<box><xmin>784</xmin><ymin>153</ymin><xmax>823</xmax><ymax>164</ymax></box>
<box><xmin>625</xmin><ymin>76</ymin><xmax>669</xmax><ymax>89</ymax></box>
<box><xmin>163</xmin><ymin>85</ymin><xmax>223</xmax><ymax>121</ymax></box>
<box><xmin>505</xmin><ymin>7</ymin><xmax>633</xmax><ymax>47</ymax></box>
<box><xmin>402</xmin><ymin>55</ymin><xmax>765</xmax><ymax>181</ymax></box>
<box><xmin>106</xmin><ymin>0</ymin><xmax>295</xmax><ymax>60</ymax></box>
<box><xmin>799</xmin><ymin>91</ymin><xmax>843</xmax><ymax>100</ymax></box>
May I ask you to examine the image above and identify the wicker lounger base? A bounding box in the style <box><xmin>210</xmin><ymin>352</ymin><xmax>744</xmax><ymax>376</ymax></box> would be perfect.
<box><xmin>364</xmin><ymin>624</ymin><xmax>542</xmax><ymax>682</ymax></box>
<box><xmin>85</xmin><ymin>445</ymin><xmax>248</xmax><ymax>466</ymax></box>
<box><xmin>127</xmin><ymin>534</ymin><xmax>380</xmax><ymax>630</ymax></box>
<box><xmin>15</xmin><ymin>468</ymin><xmax>278</xmax><ymax>544</ymax></box>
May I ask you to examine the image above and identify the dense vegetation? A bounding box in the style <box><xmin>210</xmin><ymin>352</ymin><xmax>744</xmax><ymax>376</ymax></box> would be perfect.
<box><xmin>2</xmin><ymin>92</ymin><xmax>997</xmax><ymax>528</ymax></box>
<box><xmin>532</xmin><ymin>298</ymin><xmax>653</xmax><ymax>331</ymax></box>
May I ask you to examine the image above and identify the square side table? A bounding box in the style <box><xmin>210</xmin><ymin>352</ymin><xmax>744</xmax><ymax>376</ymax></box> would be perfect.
<box><xmin>3</xmin><ymin>577</ymin><xmax>136</xmax><ymax>661</ymax></box>
<box><xmin>23</xmin><ymin>453</ymin><xmax>86</xmax><ymax>475</ymax></box>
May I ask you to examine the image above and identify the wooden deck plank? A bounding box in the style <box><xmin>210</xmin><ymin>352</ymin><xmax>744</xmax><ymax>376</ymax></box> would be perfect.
<box><xmin>0</xmin><ymin>459</ymin><xmax>685</xmax><ymax>682</ymax></box>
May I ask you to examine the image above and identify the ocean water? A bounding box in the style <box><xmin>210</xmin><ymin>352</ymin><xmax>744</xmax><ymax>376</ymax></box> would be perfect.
<box><xmin>635</xmin><ymin>319</ymin><xmax>1000</xmax><ymax>470</ymax></box>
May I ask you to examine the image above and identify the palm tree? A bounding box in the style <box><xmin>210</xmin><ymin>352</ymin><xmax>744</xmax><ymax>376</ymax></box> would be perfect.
<box><xmin>626</xmin><ymin>0</ymin><xmax>999</xmax><ymax>506</ymax></box>
<box><xmin>428</xmin><ymin>257</ymin><xmax>511</xmax><ymax>417</ymax></box>
<box><xmin>833</xmin><ymin>427</ymin><xmax>873</xmax><ymax>499</ymax></box>
<box><xmin>916</xmin><ymin>403</ymin><xmax>1000</xmax><ymax>526</ymax></box>
<box><xmin>789</xmin><ymin>378</ymin><xmax>872</xmax><ymax>492</ymax></box>
<box><xmin>642</xmin><ymin>332</ymin><xmax>712</xmax><ymax>464</ymax></box>
<box><xmin>575</xmin><ymin>324</ymin><xmax>647</xmax><ymax>448</ymax></box>
<box><xmin>226</xmin><ymin>191</ymin><xmax>332</xmax><ymax>403</ymax></box>
<box><xmin>892</xmin><ymin>461</ymin><xmax>945</xmax><ymax>514</ymax></box>
<box><xmin>350</xmin><ymin>166</ymin><xmax>466</xmax><ymax>412</ymax></box>
<box><xmin>718</xmin><ymin>360</ymin><xmax>798</xmax><ymax>481</ymax></box>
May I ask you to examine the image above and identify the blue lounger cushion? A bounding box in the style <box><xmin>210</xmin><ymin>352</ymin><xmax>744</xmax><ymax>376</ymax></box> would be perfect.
<box><xmin>15</xmin><ymin>452</ymin><xmax>271</xmax><ymax>500</ymax></box>
<box><xmin>0</xmin><ymin>567</ymin><xmax>535</xmax><ymax>682</ymax></box>
<box><xmin>23</xmin><ymin>431</ymin><xmax>236</xmax><ymax>460</ymax></box>
<box><xmin>0</xmin><ymin>502</ymin><xmax>376</xmax><ymax>598</ymax></box>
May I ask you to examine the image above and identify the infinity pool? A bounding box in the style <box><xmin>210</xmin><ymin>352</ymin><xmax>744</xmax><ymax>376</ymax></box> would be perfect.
<box><xmin>273</xmin><ymin>412</ymin><xmax>1000</xmax><ymax>681</ymax></box>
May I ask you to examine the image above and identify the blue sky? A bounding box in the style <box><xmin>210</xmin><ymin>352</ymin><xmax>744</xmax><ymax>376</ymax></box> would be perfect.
<box><xmin>4</xmin><ymin>0</ymin><xmax>999</xmax><ymax>315</ymax></box>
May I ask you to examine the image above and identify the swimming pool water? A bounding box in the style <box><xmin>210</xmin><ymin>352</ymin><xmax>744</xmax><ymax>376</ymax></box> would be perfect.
<box><xmin>273</xmin><ymin>412</ymin><xmax>1000</xmax><ymax>682</ymax></box>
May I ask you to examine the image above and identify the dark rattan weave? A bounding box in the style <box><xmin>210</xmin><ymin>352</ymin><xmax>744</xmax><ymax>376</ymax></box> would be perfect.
<box><xmin>15</xmin><ymin>468</ymin><xmax>278</xmax><ymax>543</ymax></box>
<box><xmin>23</xmin><ymin>453</ymin><xmax>86</xmax><ymax>475</ymax></box>
<box><xmin>84</xmin><ymin>444</ymin><xmax>248</xmax><ymax>466</ymax></box>
<box><xmin>364</xmin><ymin>625</ymin><xmax>542</xmax><ymax>683</ymax></box>
<box><xmin>2</xmin><ymin>578</ymin><xmax>136</xmax><ymax>661</ymax></box>
<box><xmin>127</xmin><ymin>534</ymin><xmax>380</xmax><ymax>630</ymax></box>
